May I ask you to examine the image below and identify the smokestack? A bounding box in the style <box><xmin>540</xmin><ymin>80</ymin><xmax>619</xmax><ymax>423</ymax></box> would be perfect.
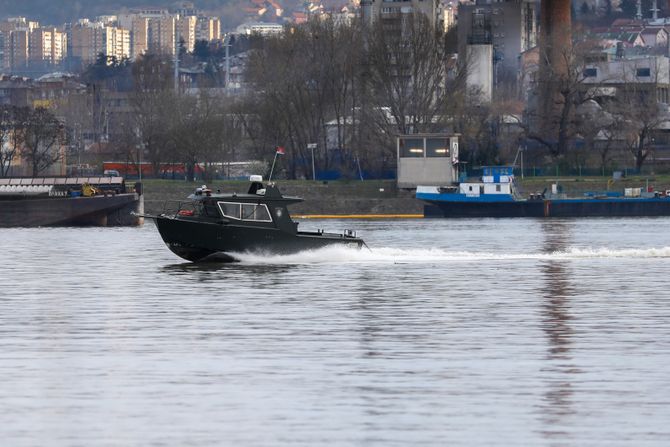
<box><xmin>538</xmin><ymin>0</ymin><xmax>572</xmax><ymax>139</ymax></box>
<box><xmin>636</xmin><ymin>0</ymin><xmax>642</xmax><ymax>20</ymax></box>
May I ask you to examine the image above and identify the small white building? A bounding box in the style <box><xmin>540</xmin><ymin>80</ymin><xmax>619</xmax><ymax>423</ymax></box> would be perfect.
<box><xmin>397</xmin><ymin>134</ymin><xmax>459</xmax><ymax>189</ymax></box>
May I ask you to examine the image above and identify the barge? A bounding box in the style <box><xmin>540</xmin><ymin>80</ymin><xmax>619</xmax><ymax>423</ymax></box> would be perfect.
<box><xmin>0</xmin><ymin>177</ymin><xmax>143</xmax><ymax>227</ymax></box>
<box><xmin>416</xmin><ymin>167</ymin><xmax>670</xmax><ymax>218</ymax></box>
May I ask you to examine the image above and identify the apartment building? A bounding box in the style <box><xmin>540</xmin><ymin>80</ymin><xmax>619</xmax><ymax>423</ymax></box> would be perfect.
<box><xmin>360</xmin><ymin>0</ymin><xmax>442</xmax><ymax>28</ymax></box>
<box><xmin>196</xmin><ymin>17</ymin><xmax>221</xmax><ymax>42</ymax></box>
<box><xmin>120</xmin><ymin>9</ymin><xmax>177</xmax><ymax>56</ymax></box>
<box><xmin>178</xmin><ymin>15</ymin><xmax>197</xmax><ymax>52</ymax></box>
<box><xmin>69</xmin><ymin>19</ymin><xmax>130</xmax><ymax>65</ymax></box>
<box><xmin>0</xmin><ymin>17</ymin><xmax>40</xmax><ymax>70</ymax></box>
<box><xmin>29</xmin><ymin>27</ymin><xmax>67</xmax><ymax>65</ymax></box>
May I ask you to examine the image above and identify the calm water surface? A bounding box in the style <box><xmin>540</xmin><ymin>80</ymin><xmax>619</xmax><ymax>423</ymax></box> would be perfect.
<box><xmin>1</xmin><ymin>218</ymin><xmax>669</xmax><ymax>446</ymax></box>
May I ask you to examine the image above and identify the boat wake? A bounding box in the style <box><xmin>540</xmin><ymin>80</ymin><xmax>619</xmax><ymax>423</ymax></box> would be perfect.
<box><xmin>227</xmin><ymin>245</ymin><xmax>670</xmax><ymax>265</ymax></box>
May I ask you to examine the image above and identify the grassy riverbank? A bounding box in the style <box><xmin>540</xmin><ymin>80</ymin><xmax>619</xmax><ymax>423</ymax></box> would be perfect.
<box><xmin>140</xmin><ymin>175</ymin><xmax>670</xmax><ymax>216</ymax></box>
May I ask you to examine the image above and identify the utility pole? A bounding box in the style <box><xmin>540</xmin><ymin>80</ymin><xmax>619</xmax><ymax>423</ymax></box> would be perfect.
<box><xmin>174</xmin><ymin>17</ymin><xmax>179</xmax><ymax>92</ymax></box>
<box><xmin>307</xmin><ymin>143</ymin><xmax>317</xmax><ymax>180</ymax></box>
<box><xmin>224</xmin><ymin>34</ymin><xmax>231</xmax><ymax>89</ymax></box>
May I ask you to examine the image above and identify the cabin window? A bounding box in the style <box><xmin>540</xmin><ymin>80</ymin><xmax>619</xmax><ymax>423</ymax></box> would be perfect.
<box><xmin>496</xmin><ymin>185</ymin><xmax>501</xmax><ymax>192</ymax></box>
<box><xmin>218</xmin><ymin>201</ymin><xmax>273</xmax><ymax>222</ymax></box>
<box><xmin>218</xmin><ymin>202</ymin><xmax>241</xmax><ymax>219</ymax></box>
<box><xmin>636</xmin><ymin>68</ymin><xmax>651</xmax><ymax>77</ymax></box>
<box><xmin>241</xmin><ymin>203</ymin><xmax>272</xmax><ymax>222</ymax></box>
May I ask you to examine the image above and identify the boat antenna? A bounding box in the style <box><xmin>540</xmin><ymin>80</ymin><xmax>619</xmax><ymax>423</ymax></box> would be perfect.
<box><xmin>268</xmin><ymin>146</ymin><xmax>285</xmax><ymax>182</ymax></box>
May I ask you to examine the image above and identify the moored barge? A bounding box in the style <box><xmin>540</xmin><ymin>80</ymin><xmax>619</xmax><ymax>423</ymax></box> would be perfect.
<box><xmin>417</xmin><ymin>167</ymin><xmax>670</xmax><ymax>218</ymax></box>
<box><xmin>0</xmin><ymin>177</ymin><xmax>143</xmax><ymax>227</ymax></box>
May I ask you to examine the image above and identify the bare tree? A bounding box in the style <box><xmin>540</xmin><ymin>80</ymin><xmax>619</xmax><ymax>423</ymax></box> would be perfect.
<box><xmin>169</xmin><ymin>90</ymin><xmax>230</xmax><ymax>181</ymax></box>
<box><xmin>527</xmin><ymin>37</ymin><xmax>601</xmax><ymax>159</ymax></box>
<box><xmin>20</xmin><ymin>107</ymin><xmax>66</xmax><ymax>177</ymax></box>
<box><xmin>0</xmin><ymin>105</ymin><xmax>26</xmax><ymax>177</ymax></box>
<box><xmin>130</xmin><ymin>53</ymin><xmax>176</xmax><ymax>177</ymax></box>
<box><xmin>366</xmin><ymin>13</ymin><xmax>451</xmax><ymax>136</ymax></box>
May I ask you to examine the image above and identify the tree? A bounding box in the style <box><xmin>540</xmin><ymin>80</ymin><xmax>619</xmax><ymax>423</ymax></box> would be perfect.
<box><xmin>617</xmin><ymin>91</ymin><xmax>664</xmax><ymax>171</ymax></box>
<box><xmin>0</xmin><ymin>105</ymin><xmax>27</xmax><ymax>177</ymax></box>
<box><xmin>604</xmin><ymin>61</ymin><xmax>668</xmax><ymax>172</ymax></box>
<box><xmin>193</xmin><ymin>40</ymin><xmax>211</xmax><ymax>62</ymax></box>
<box><xmin>168</xmin><ymin>91</ymin><xmax>229</xmax><ymax>181</ymax></box>
<box><xmin>130</xmin><ymin>53</ymin><xmax>176</xmax><ymax>177</ymax></box>
<box><xmin>527</xmin><ymin>36</ymin><xmax>602</xmax><ymax>160</ymax></box>
<box><xmin>20</xmin><ymin>107</ymin><xmax>66</xmax><ymax>177</ymax></box>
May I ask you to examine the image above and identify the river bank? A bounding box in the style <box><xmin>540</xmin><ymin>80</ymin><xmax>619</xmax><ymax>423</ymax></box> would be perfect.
<box><xmin>141</xmin><ymin>176</ymin><xmax>670</xmax><ymax>216</ymax></box>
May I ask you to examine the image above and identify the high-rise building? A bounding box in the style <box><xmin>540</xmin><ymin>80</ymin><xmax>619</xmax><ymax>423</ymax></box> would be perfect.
<box><xmin>178</xmin><ymin>15</ymin><xmax>197</xmax><ymax>52</ymax></box>
<box><xmin>196</xmin><ymin>17</ymin><xmax>221</xmax><ymax>41</ymax></box>
<box><xmin>120</xmin><ymin>9</ymin><xmax>178</xmax><ymax>57</ymax></box>
<box><xmin>360</xmin><ymin>0</ymin><xmax>441</xmax><ymax>28</ymax></box>
<box><xmin>8</xmin><ymin>29</ymin><xmax>30</xmax><ymax>69</ymax></box>
<box><xmin>1</xmin><ymin>18</ymin><xmax>39</xmax><ymax>71</ymax></box>
<box><xmin>69</xmin><ymin>20</ymin><xmax>130</xmax><ymax>65</ymax></box>
<box><xmin>29</xmin><ymin>28</ymin><xmax>53</xmax><ymax>64</ymax></box>
<box><xmin>149</xmin><ymin>15</ymin><xmax>177</xmax><ymax>55</ymax></box>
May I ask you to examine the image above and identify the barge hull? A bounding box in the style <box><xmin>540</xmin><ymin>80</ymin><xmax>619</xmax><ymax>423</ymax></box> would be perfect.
<box><xmin>0</xmin><ymin>193</ymin><xmax>143</xmax><ymax>227</ymax></box>
<box><xmin>424</xmin><ymin>198</ymin><xmax>670</xmax><ymax>218</ymax></box>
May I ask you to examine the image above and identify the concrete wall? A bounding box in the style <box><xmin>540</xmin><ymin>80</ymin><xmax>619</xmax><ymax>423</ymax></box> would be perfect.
<box><xmin>398</xmin><ymin>158</ymin><xmax>455</xmax><ymax>188</ymax></box>
<box><xmin>466</xmin><ymin>44</ymin><xmax>493</xmax><ymax>102</ymax></box>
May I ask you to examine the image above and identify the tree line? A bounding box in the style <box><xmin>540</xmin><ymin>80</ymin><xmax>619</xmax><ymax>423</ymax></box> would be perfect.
<box><xmin>5</xmin><ymin>15</ymin><xmax>666</xmax><ymax>180</ymax></box>
<box><xmin>90</xmin><ymin>15</ymin><xmax>483</xmax><ymax>180</ymax></box>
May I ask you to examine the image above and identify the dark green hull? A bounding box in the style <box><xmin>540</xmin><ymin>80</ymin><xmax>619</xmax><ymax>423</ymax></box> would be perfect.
<box><xmin>155</xmin><ymin>216</ymin><xmax>363</xmax><ymax>262</ymax></box>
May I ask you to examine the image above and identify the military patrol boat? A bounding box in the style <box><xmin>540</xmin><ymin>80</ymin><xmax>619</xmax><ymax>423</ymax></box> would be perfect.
<box><xmin>146</xmin><ymin>176</ymin><xmax>364</xmax><ymax>262</ymax></box>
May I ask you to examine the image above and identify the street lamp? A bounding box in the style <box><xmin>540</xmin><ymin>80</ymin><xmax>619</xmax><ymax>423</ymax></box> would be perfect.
<box><xmin>307</xmin><ymin>143</ymin><xmax>317</xmax><ymax>180</ymax></box>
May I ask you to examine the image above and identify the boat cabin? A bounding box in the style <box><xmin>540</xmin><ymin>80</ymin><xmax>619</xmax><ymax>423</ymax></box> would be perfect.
<box><xmin>179</xmin><ymin>176</ymin><xmax>303</xmax><ymax>234</ymax></box>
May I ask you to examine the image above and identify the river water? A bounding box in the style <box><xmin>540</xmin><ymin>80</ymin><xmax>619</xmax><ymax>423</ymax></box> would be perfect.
<box><xmin>1</xmin><ymin>218</ymin><xmax>669</xmax><ymax>446</ymax></box>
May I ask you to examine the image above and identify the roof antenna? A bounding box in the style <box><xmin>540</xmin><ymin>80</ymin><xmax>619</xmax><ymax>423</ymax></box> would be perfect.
<box><xmin>268</xmin><ymin>146</ymin><xmax>285</xmax><ymax>182</ymax></box>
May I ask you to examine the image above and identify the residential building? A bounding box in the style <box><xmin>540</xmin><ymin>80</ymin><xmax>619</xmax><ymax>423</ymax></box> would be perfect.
<box><xmin>69</xmin><ymin>20</ymin><xmax>130</xmax><ymax>65</ymax></box>
<box><xmin>235</xmin><ymin>22</ymin><xmax>283</xmax><ymax>36</ymax></box>
<box><xmin>360</xmin><ymin>0</ymin><xmax>442</xmax><ymax>27</ymax></box>
<box><xmin>126</xmin><ymin>16</ymin><xmax>149</xmax><ymax>59</ymax></box>
<box><xmin>1</xmin><ymin>18</ymin><xmax>39</xmax><ymax>71</ymax></box>
<box><xmin>119</xmin><ymin>8</ymin><xmax>179</xmax><ymax>56</ymax></box>
<box><xmin>29</xmin><ymin>27</ymin><xmax>66</xmax><ymax>65</ymax></box>
<box><xmin>178</xmin><ymin>15</ymin><xmax>197</xmax><ymax>52</ymax></box>
<box><xmin>196</xmin><ymin>17</ymin><xmax>221</xmax><ymax>41</ymax></box>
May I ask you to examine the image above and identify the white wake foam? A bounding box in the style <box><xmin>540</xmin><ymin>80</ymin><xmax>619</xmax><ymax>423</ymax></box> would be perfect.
<box><xmin>228</xmin><ymin>245</ymin><xmax>670</xmax><ymax>265</ymax></box>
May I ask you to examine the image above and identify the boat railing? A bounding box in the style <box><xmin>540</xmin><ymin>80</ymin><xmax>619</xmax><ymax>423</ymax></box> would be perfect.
<box><xmin>161</xmin><ymin>200</ymin><xmax>200</xmax><ymax>216</ymax></box>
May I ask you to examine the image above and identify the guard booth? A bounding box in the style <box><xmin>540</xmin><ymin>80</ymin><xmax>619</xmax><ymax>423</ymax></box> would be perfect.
<box><xmin>397</xmin><ymin>134</ymin><xmax>459</xmax><ymax>188</ymax></box>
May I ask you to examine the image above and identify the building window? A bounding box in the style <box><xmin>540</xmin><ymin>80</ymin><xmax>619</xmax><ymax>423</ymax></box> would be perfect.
<box><xmin>426</xmin><ymin>138</ymin><xmax>449</xmax><ymax>157</ymax></box>
<box><xmin>636</xmin><ymin>68</ymin><xmax>651</xmax><ymax>77</ymax></box>
<box><xmin>400</xmin><ymin>138</ymin><xmax>424</xmax><ymax>157</ymax></box>
<box><xmin>583</xmin><ymin>68</ymin><xmax>597</xmax><ymax>77</ymax></box>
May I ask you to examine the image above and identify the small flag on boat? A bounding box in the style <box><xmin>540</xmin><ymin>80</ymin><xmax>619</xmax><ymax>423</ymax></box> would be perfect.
<box><xmin>276</xmin><ymin>146</ymin><xmax>285</xmax><ymax>155</ymax></box>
